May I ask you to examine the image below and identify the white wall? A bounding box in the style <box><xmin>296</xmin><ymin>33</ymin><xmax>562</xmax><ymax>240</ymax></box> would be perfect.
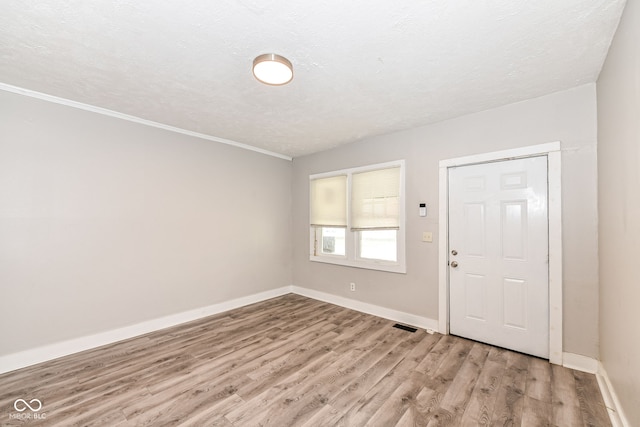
<box><xmin>293</xmin><ymin>84</ymin><xmax>600</xmax><ymax>358</ymax></box>
<box><xmin>597</xmin><ymin>0</ymin><xmax>640</xmax><ymax>423</ymax></box>
<box><xmin>0</xmin><ymin>78</ymin><xmax>606</xmax><ymax>371</ymax></box>
<box><xmin>0</xmin><ymin>90</ymin><xmax>292</xmax><ymax>356</ymax></box>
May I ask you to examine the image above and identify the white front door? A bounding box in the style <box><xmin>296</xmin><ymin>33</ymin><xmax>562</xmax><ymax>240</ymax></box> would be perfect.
<box><xmin>448</xmin><ymin>156</ymin><xmax>549</xmax><ymax>358</ymax></box>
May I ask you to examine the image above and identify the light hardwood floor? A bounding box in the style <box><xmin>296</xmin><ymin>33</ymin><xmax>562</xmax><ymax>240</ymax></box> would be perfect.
<box><xmin>0</xmin><ymin>294</ymin><xmax>611</xmax><ymax>426</ymax></box>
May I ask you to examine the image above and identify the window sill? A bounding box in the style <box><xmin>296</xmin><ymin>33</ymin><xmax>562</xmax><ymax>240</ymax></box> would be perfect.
<box><xmin>309</xmin><ymin>255</ymin><xmax>407</xmax><ymax>274</ymax></box>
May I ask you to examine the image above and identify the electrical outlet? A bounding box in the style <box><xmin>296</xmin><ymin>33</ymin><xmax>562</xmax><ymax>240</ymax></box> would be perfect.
<box><xmin>350</xmin><ymin>282</ymin><xmax>356</xmax><ymax>292</ymax></box>
<box><xmin>422</xmin><ymin>231</ymin><xmax>433</xmax><ymax>243</ymax></box>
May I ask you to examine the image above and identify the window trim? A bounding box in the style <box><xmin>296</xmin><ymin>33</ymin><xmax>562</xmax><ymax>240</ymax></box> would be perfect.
<box><xmin>309</xmin><ymin>160</ymin><xmax>406</xmax><ymax>274</ymax></box>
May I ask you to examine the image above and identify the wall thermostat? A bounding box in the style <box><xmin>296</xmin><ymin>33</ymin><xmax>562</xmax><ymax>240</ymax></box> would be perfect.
<box><xmin>419</xmin><ymin>203</ymin><xmax>427</xmax><ymax>217</ymax></box>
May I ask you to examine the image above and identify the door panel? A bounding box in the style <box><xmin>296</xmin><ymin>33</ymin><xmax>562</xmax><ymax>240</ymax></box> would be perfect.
<box><xmin>501</xmin><ymin>200</ymin><xmax>527</xmax><ymax>260</ymax></box>
<box><xmin>503</xmin><ymin>278</ymin><xmax>527</xmax><ymax>329</ymax></box>
<box><xmin>464</xmin><ymin>203</ymin><xmax>486</xmax><ymax>257</ymax></box>
<box><xmin>464</xmin><ymin>273</ymin><xmax>487</xmax><ymax>321</ymax></box>
<box><xmin>449</xmin><ymin>156</ymin><xmax>549</xmax><ymax>358</ymax></box>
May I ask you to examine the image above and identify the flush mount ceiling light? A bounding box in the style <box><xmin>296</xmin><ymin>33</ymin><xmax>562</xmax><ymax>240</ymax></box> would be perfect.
<box><xmin>252</xmin><ymin>53</ymin><xmax>293</xmax><ymax>86</ymax></box>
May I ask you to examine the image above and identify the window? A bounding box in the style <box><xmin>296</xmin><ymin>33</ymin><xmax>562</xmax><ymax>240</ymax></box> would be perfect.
<box><xmin>309</xmin><ymin>160</ymin><xmax>406</xmax><ymax>273</ymax></box>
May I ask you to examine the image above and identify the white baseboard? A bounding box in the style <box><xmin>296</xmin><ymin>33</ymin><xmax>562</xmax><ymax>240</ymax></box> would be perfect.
<box><xmin>562</xmin><ymin>352</ymin><xmax>599</xmax><ymax>373</ymax></box>
<box><xmin>1</xmin><ymin>285</ymin><xmax>439</xmax><ymax>375</ymax></box>
<box><xmin>597</xmin><ymin>362</ymin><xmax>631</xmax><ymax>427</ymax></box>
<box><xmin>6</xmin><ymin>283</ymin><xmax>625</xmax><ymax>427</ymax></box>
<box><xmin>0</xmin><ymin>286</ymin><xmax>291</xmax><ymax>375</ymax></box>
<box><xmin>290</xmin><ymin>285</ymin><xmax>440</xmax><ymax>332</ymax></box>
<box><xmin>561</xmin><ymin>354</ymin><xmax>630</xmax><ymax>427</ymax></box>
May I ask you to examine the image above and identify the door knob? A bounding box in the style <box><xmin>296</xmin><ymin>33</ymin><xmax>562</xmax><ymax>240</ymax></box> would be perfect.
<box><xmin>451</xmin><ymin>250</ymin><xmax>458</xmax><ymax>256</ymax></box>
<box><xmin>450</xmin><ymin>261</ymin><xmax>459</xmax><ymax>268</ymax></box>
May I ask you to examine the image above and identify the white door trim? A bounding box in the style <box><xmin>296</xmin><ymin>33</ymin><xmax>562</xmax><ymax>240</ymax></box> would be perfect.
<box><xmin>438</xmin><ymin>141</ymin><xmax>563</xmax><ymax>365</ymax></box>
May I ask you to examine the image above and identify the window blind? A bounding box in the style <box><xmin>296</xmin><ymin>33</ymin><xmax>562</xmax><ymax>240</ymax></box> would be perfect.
<box><xmin>351</xmin><ymin>166</ymin><xmax>400</xmax><ymax>230</ymax></box>
<box><xmin>310</xmin><ymin>175</ymin><xmax>347</xmax><ymax>227</ymax></box>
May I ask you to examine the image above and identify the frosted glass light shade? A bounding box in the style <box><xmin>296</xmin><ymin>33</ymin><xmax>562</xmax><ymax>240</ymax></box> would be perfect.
<box><xmin>253</xmin><ymin>54</ymin><xmax>293</xmax><ymax>85</ymax></box>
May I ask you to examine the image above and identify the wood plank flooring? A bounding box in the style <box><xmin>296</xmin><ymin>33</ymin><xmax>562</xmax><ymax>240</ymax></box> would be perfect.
<box><xmin>0</xmin><ymin>294</ymin><xmax>611</xmax><ymax>426</ymax></box>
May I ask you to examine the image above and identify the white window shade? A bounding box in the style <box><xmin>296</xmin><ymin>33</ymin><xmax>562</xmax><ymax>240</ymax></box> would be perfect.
<box><xmin>351</xmin><ymin>166</ymin><xmax>400</xmax><ymax>230</ymax></box>
<box><xmin>310</xmin><ymin>175</ymin><xmax>347</xmax><ymax>227</ymax></box>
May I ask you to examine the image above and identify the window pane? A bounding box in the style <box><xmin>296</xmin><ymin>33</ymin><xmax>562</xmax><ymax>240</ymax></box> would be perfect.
<box><xmin>310</xmin><ymin>175</ymin><xmax>347</xmax><ymax>227</ymax></box>
<box><xmin>359</xmin><ymin>230</ymin><xmax>397</xmax><ymax>261</ymax></box>
<box><xmin>351</xmin><ymin>166</ymin><xmax>400</xmax><ymax>230</ymax></box>
<box><xmin>320</xmin><ymin>227</ymin><xmax>346</xmax><ymax>256</ymax></box>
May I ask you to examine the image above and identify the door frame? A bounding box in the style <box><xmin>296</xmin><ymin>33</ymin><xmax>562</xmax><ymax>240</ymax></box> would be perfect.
<box><xmin>438</xmin><ymin>142</ymin><xmax>563</xmax><ymax>365</ymax></box>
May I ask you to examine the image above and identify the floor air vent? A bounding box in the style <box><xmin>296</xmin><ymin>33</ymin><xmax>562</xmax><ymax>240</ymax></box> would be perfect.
<box><xmin>392</xmin><ymin>323</ymin><xmax>417</xmax><ymax>333</ymax></box>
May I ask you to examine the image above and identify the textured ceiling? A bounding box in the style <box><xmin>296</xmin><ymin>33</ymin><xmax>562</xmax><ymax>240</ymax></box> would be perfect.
<box><xmin>0</xmin><ymin>1</ymin><xmax>626</xmax><ymax>158</ymax></box>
